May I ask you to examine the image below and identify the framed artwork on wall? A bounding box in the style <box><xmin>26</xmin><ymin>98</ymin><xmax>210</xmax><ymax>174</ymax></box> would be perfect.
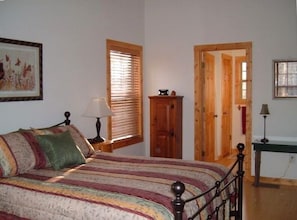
<box><xmin>274</xmin><ymin>60</ymin><xmax>297</xmax><ymax>98</ymax></box>
<box><xmin>0</xmin><ymin>37</ymin><xmax>42</xmax><ymax>102</ymax></box>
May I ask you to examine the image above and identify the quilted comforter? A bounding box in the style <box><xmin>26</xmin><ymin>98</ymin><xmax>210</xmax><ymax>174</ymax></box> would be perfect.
<box><xmin>0</xmin><ymin>152</ymin><xmax>233</xmax><ymax>220</ymax></box>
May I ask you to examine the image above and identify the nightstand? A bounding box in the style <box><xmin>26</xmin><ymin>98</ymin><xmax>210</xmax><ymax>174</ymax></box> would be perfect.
<box><xmin>90</xmin><ymin>140</ymin><xmax>113</xmax><ymax>152</ymax></box>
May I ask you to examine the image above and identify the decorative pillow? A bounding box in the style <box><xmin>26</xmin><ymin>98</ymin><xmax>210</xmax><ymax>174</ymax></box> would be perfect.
<box><xmin>32</xmin><ymin>125</ymin><xmax>95</xmax><ymax>158</ymax></box>
<box><xmin>0</xmin><ymin>131</ymin><xmax>38</xmax><ymax>177</ymax></box>
<box><xmin>36</xmin><ymin>131</ymin><xmax>86</xmax><ymax>170</ymax></box>
<box><xmin>59</xmin><ymin>125</ymin><xmax>95</xmax><ymax>157</ymax></box>
<box><xmin>0</xmin><ymin>124</ymin><xmax>93</xmax><ymax>176</ymax></box>
<box><xmin>18</xmin><ymin>130</ymin><xmax>48</xmax><ymax>169</ymax></box>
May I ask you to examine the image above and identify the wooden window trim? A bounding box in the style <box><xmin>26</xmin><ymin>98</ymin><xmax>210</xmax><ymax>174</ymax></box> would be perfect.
<box><xmin>235</xmin><ymin>56</ymin><xmax>247</xmax><ymax>105</ymax></box>
<box><xmin>106</xmin><ymin>39</ymin><xmax>143</xmax><ymax>149</ymax></box>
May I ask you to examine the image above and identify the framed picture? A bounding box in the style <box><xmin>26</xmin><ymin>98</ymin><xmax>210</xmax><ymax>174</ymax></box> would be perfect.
<box><xmin>0</xmin><ymin>37</ymin><xmax>42</xmax><ymax>102</ymax></box>
<box><xmin>274</xmin><ymin>60</ymin><xmax>297</xmax><ymax>98</ymax></box>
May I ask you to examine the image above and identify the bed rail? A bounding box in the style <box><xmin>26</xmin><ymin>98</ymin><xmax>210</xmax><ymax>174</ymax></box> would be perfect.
<box><xmin>172</xmin><ymin>143</ymin><xmax>245</xmax><ymax>220</ymax></box>
<box><xmin>52</xmin><ymin>111</ymin><xmax>71</xmax><ymax>127</ymax></box>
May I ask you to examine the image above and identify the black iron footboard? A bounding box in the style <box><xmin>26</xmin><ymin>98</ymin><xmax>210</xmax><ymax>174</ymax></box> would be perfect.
<box><xmin>172</xmin><ymin>143</ymin><xmax>245</xmax><ymax>220</ymax></box>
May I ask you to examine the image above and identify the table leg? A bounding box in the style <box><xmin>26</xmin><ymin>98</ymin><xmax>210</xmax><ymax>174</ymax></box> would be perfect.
<box><xmin>254</xmin><ymin>150</ymin><xmax>261</xmax><ymax>186</ymax></box>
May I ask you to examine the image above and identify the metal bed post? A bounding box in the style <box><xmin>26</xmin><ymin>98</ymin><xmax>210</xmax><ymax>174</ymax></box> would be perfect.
<box><xmin>171</xmin><ymin>143</ymin><xmax>245</xmax><ymax>220</ymax></box>
<box><xmin>171</xmin><ymin>181</ymin><xmax>185</xmax><ymax>220</ymax></box>
<box><xmin>236</xmin><ymin>143</ymin><xmax>245</xmax><ymax>220</ymax></box>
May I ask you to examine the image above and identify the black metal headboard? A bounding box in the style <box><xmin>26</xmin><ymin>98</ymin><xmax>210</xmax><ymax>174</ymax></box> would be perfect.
<box><xmin>52</xmin><ymin>111</ymin><xmax>71</xmax><ymax>127</ymax></box>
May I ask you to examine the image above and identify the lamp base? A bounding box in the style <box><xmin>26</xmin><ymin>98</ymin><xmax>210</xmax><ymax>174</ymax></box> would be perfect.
<box><xmin>260</xmin><ymin>138</ymin><xmax>269</xmax><ymax>143</ymax></box>
<box><xmin>89</xmin><ymin>136</ymin><xmax>105</xmax><ymax>144</ymax></box>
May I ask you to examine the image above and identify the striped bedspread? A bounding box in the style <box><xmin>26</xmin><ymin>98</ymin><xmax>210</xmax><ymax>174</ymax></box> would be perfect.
<box><xmin>0</xmin><ymin>152</ymin><xmax>233</xmax><ymax>220</ymax></box>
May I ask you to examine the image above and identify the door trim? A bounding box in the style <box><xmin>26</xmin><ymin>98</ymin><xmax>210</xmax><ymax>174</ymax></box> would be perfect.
<box><xmin>194</xmin><ymin>42</ymin><xmax>252</xmax><ymax>180</ymax></box>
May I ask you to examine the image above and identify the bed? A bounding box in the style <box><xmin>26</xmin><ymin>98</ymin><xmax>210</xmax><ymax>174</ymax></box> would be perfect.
<box><xmin>0</xmin><ymin>112</ymin><xmax>245</xmax><ymax>220</ymax></box>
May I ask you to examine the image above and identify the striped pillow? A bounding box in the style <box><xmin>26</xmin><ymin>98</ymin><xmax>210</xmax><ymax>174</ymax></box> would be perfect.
<box><xmin>0</xmin><ymin>131</ymin><xmax>44</xmax><ymax>177</ymax></box>
<box><xmin>0</xmin><ymin>124</ymin><xmax>94</xmax><ymax>177</ymax></box>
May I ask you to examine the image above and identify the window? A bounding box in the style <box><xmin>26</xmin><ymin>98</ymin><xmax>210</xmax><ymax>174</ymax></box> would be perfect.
<box><xmin>106</xmin><ymin>39</ymin><xmax>143</xmax><ymax>149</ymax></box>
<box><xmin>235</xmin><ymin>56</ymin><xmax>247</xmax><ymax>104</ymax></box>
<box><xmin>274</xmin><ymin>60</ymin><xmax>297</xmax><ymax>98</ymax></box>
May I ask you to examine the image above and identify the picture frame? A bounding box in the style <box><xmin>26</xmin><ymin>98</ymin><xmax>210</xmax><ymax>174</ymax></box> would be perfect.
<box><xmin>0</xmin><ymin>37</ymin><xmax>42</xmax><ymax>102</ymax></box>
<box><xmin>273</xmin><ymin>59</ymin><xmax>297</xmax><ymax>98</ymax></box>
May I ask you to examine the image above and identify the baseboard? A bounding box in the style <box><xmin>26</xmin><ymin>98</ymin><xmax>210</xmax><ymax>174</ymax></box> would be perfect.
<box><xmin>249</xmin><ymin>176</ymin><xmax>297</xmax><ymax>187</ymax></box>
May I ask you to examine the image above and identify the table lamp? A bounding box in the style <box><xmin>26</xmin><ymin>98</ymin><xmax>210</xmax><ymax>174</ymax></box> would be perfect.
<box><xmin>83</xmin><ymin>97</ymin><xmax>113</xmax><ymax>143</ymax></box>
<box><xmin>260</xmin><ymin>104</ymin><xmax>270</xmax><ymax>143</ymax></box>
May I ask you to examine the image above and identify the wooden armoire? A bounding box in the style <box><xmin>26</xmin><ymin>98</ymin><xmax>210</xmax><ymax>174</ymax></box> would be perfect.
<box><xmin>149</xmin><ymin>96</ymin><xmax>183</xmax><ymax>159</ymax></box>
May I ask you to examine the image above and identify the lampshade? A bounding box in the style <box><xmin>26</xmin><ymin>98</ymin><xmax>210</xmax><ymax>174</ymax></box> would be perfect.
<box><xmin>260</xmin><ymin>104</ymin><xmax>270</xmax><ymax>115</ymax></box>
<box><xmin>83</xmin><ymin>97</ymin><xmax>113</xmax><ymax>118</ymax></box>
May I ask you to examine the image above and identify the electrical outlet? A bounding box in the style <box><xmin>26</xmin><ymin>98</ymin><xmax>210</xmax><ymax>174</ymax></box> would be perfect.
<box><xmin>289</xmin><ymin>154</ymin><xmax>296</xmax><ymax>163</ymax></box>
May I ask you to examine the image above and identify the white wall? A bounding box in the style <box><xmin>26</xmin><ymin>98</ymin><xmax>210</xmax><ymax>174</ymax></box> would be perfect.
<box><xmin>144</xmin><ymin>0</ymin><xmax>297</xmax><ymax>179</ymax></box>
<box><xmin>0</xmin><ymin>0</ymin><xmax>145</xmax><ymax>155</ymax></box>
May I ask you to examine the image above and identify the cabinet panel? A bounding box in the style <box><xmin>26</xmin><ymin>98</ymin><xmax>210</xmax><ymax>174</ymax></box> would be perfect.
<box><xmin>149</xmin><ymin>96</ymin><xmax>183</xmax><ymax>159</ymax></box>
<box><xmin>152</xmin><ymin>134</ymin><xmax>170</xmax><ymax>158</ymax></box>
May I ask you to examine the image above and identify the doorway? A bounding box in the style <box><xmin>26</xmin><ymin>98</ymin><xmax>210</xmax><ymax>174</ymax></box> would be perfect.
<box><xmin>194</xmin><ymin>42</ymin><xmax>252</xmax><ymax>179</ymax></box>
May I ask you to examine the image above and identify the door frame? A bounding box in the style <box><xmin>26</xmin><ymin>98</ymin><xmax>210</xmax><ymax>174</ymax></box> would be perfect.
<box><xmin>194</xmin><ymin>42</ymin><xmax>252</xmax><ymax>180</ymax></box>
<box><xmin>203</xmin><ymin>52</ymin><xmax>216</xmax><ymax>162</ymax></box>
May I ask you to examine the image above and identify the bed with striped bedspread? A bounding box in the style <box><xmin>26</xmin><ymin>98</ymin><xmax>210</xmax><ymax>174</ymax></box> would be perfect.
<box><xmin>0</xmin><ymin>152</ymin><xmax>233</xmax><ymax>220</ymax></box>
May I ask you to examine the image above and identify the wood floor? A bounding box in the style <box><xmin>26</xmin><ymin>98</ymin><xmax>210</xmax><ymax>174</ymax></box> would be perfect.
<box><xmin>243</xmin><ymin>180</ymin><xmax>297</xmax><ymax>220</ymax></box>
<box><xmin>216</xmin><ymin>155</ymin><xmax>297</xmax><ymax>220</ymax></box>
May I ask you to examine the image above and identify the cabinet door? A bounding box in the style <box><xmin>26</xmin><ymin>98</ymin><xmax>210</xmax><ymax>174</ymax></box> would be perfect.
<box><xmin>150</xmin><ymin>99</ymin><xmax>174</xmax><ymax>158</ymax></box>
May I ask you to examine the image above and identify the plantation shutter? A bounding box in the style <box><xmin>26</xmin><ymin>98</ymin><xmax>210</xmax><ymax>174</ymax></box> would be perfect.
<box><xmin>107</xmin><ymin>40</ymin><xmax>143</xmax><ymax>148</ymax></box>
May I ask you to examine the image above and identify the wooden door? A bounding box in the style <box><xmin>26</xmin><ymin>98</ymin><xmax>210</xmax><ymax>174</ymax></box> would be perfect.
<box><xmin>203</xmin><ymin>52</ymin><xmax>215</xmax><ymax>161</ymax></box>
<box><xmin>221</xmin><ymin>54</ymin><xmax>233</xmax><ymax>157</ymax></box>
